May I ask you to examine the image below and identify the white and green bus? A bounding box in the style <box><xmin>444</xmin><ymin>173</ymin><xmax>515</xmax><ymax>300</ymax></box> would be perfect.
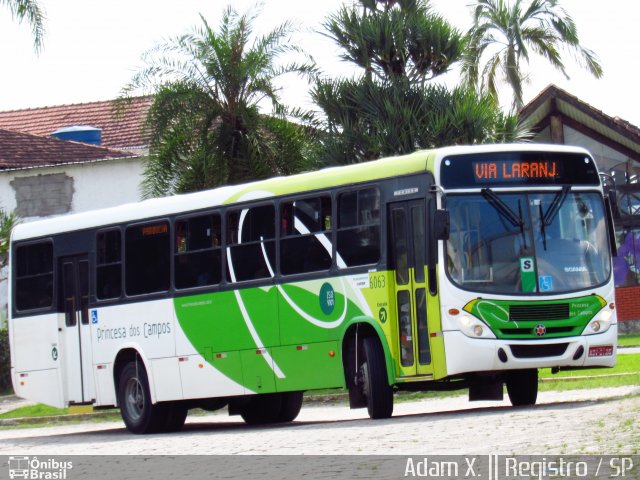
<box><xmin>8</xmin><ymin>144</ymin><xmax>618</xmax><ymax>433</ymax></box>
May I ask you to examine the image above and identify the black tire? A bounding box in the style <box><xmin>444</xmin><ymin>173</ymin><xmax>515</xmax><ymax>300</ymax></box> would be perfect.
<box><xmin>506</xmin><ymin>369</ymin><xmax>539</xmax><ymax>406</ymax></box>
<box><xmin>278</xmin><ymin>391</ymin><xmax>303</xmax><ymax>422</ymax></box>
<box><xmin>240</xmin><ymin>393</ymin><xmax>283</xmax><ymax>425</ymax></box>
<box><xmin>159</xmin><ymin>402</ymin><xmax>188</xmax><ymax>433</ymax></box>
<box><xmin>362</xmin><ymin>336</ymin><xmax>393</xmax><ymax>419</ymax></box>
<box><xmin>117</xmin><ymin>360</ymin><xmax>166</xmax><ymax>434</ymax></box>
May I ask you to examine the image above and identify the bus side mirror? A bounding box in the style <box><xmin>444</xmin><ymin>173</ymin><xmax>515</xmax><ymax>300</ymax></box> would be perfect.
<box><xmin>607</xmin><ymin>190</ymin><xmax>620</xmax><ymax>219</ymax></box>
<box><xmin>604</xmin><ymin>191</ymin><xmax>618</xmax><ymax>258</ymax></box>
<box><xmin>434</xmin><ymin>210</ymin><xmax>450</xmax><ymax>241</ymax></box>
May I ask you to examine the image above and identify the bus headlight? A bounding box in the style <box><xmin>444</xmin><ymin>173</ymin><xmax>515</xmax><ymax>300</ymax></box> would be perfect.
<box><xmin>455</xmin><ymin>314</ymin><xmax>496</xmax><ymax>339</ymax></box>
<box><xmin>582</xmin><ymin>310</ymin><xmax>613</xmax><ymax>335</ymax></box>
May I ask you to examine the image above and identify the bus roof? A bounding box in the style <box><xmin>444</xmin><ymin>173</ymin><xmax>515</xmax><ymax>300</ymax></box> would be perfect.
<box><xmin>10</xmin><ymin>143</ymin><xmax>593</xmax><ymax>242</ymax></box>
<box><xmin>12</xmin><ymin>148</ymin><xmax>434</xmax><ymax>242</ymax></box>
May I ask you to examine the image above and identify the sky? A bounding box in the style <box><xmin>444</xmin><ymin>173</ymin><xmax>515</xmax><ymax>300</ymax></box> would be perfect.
<box><xmin>0</xmin><ymin>0</ymin><xmax>639</xmax><ymax>127</ymax></box>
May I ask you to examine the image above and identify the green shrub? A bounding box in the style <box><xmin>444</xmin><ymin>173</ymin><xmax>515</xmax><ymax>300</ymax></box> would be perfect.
<box><xmin>0</xmin><ymin>328</ymin><xmax>12</xmax><ymax>394</ymax></box>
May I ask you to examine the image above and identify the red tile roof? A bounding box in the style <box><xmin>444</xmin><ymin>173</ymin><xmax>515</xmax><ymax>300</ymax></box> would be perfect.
<box><xmin>0</xmin><ymin>96</ymin><xmax>152</xmax><ymax>151</ymax></box>
<box><xmin>0</xmin><ymin>128</ymin><xmax>138</xmax><ymax>170</ymax></box>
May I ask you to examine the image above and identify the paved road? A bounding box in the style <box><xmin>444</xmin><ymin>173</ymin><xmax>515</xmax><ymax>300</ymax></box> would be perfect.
<box><xmin>0</xmin><ymin>386</ymin><xmax>638</xmax><ymax>455</ymax></box>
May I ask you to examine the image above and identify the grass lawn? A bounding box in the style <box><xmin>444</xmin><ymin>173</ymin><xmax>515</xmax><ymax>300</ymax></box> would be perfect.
<box><xmin>539</xmin><ymin>352</ymin><xmax>640</xmax><ymax>379</ymax></box>
<box><xmin>0</xmin><ymin>404</ymin><xmax>68</xmax><ymax>420</ymax></box>
<box><xmin>538</xmin><ymin>353</ymin><xmax>640</xmax><ymax>391</ymax></box>
<box><xmin>619</xmin><ymin>333</ymin><xmax>640</xmax><ymax>347</ymax></box>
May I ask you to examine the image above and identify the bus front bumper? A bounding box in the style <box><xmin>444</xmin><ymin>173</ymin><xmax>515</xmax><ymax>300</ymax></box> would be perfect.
<box><xmin>443</xmin><ymin>325</ymin><xmax>618</xmax><ymax>376</ymax></box>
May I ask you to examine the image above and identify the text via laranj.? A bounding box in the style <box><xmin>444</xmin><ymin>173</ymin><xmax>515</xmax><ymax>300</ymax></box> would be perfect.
<box><xmin>403</xmin><ymin>456</ymin><xmax>637</xmax><ymax>480</ymax></box>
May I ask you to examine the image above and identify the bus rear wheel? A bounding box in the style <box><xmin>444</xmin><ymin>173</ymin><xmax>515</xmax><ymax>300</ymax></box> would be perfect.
<box><xmin>240</xmin><ymin>393</ymin><xmax>283</xmax><ymax>425</ymax></box>
<box><xmin>361</xmin><ymin>337</ymin><xmax>393</xmax><ymax>419</ymax></box>
<box><xmin>159</xmin><ymin>402</ymin><xmax>188</xmax><ymax>433</ymax></box>
<box><xmin>506</xmin><ymin>369</ymin><xmax>538</xmax><ymax>407</ymax></box>
<box><xmin>117</xmin><ymin>360</ymin><xmax>166</xmax><ymax>434</ymax></box>
<box><xmin>239</xmin><ymin>391</ymin><xmax>304</xmax><ymax>425</ymax></box>
<box><xmin>278</xmin><ymin>391</ymin><xmax>303</xmax><ymax>422</ymax></box>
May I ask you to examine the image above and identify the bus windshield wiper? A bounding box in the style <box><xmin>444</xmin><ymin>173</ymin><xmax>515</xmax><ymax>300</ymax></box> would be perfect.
<box><xmin>538</xmin><ymin>186</ymin><xmax>571</xmax><ymax>250</ymax></box>
<box><xmin>481</xmin><ymin>188</ymin><xmax>526</xmax><ymax>248</ymax></box>
<box><xmin>542</xmin><ymin>185</ymin><xmax>571</xmax><ymax>227</ymax></box>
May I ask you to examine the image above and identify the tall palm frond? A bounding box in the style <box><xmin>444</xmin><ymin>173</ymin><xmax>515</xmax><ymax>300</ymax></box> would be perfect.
<box><xmin>123</xmin><ymin>5</ymin><xmax>320</xmax><ymax>197</ymax></box>
<box><xmin>463</xmin><ymin>0</ymin><xmax>603</xmax><ymax>109</ymax></box>
<box><xmin>1</xmin><ymin>0</ymin><xmax>45</xmax><ymax>52</ymax></box>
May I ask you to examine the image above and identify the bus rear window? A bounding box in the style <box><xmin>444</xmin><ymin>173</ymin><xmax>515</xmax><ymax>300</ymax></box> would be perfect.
<box><xmin>14</xmin><ymin>242</ymin><xmax>54</xmax><ymax>311</ymax></box>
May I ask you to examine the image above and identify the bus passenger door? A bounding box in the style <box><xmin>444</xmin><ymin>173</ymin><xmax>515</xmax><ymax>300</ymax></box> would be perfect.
<box><xmin>59</xmin><ymin>255</ymin><xmax>94</xmax><ymax>404</ymax></box>
<box><xmin>389</xmin><ymin>200</ymin><xmax>433</xmax><ymax>377</ymax></box>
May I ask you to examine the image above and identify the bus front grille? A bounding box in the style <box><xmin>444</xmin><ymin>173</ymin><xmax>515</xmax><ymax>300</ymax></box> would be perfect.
<box><xmin>509</xmin><ymin>304</ymin><xmax>570</xmax><ymax>321</ymax></box>
<box><xmin>501</xmin><ymin>326</ymin><xmax>575</xmax><ymax>336</ymax></box>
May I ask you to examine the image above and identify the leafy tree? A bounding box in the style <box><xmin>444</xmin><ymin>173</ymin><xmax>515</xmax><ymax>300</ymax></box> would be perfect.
<box><xmin>313</xmin><ymin>0</ymin><xmax>525</xmax><ymax>164</ymax></box>
<box><xmin>0</xmin><ymin>208</ymin><xmax>17</xmax><ymax>394</ymax></box>
<box><xmin>324</xmin><ymin>0</ymin><xmax>465</xmax><ymax>84</ymax></box>
<box><xmin>124</xmin><ymin>7</ymin><xmax>319</xmax><ymax>197</ymax></box>
<box><xmin>0</xmin><ymin>328</ymin><xmax>10</xmax><ymax>394</ymax></box>
<box><xmin>1</xmin><ymin>0</ymin><xmax>45</xmax><ymax>53</ymax></box>
<box><xmin>463</xmin><ymin>0</ymin><xmax>603</xmax><ymax>109</ymax></box>
<box><xmin>0</xmin><ymin>208</ymin><xmax>17</xmax><ymax>258</ymax></box>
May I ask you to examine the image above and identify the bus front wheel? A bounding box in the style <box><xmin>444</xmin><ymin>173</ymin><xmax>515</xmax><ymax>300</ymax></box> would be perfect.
<box><xmin>117</xmin><ymin>360</ymin><xmax>166</xmax><ymax>434</ymax></box>
<box><xmin>506</xmin><ymin>369</ymin><xmax>538</xmax><ymax>407</ymax></box>
<box><xmin>361</xmin><ymin>337</ymin><xmax>393</xmax><ymax>419</ymax></box>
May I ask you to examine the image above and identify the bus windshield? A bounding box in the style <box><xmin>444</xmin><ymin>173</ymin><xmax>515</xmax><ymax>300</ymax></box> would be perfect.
<box><xmin>446</xmin><ymin>190</ymin><xmax>611</xmax><ymax>294</ymax></box>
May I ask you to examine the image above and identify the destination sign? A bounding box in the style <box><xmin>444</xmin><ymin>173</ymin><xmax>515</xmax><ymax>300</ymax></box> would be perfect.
<box><xmin>440</xmin><ymin>152</ymin><xmax>600</xmax><ymax>188</ymax></box>
<box><xmin>473</xmin><ymin>160</ymin><xmax>559</xmax><ymax>182</ymax></box>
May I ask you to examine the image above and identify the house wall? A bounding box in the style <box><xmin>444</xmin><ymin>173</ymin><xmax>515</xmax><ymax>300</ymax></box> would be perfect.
<box><xmin>0</xmin><ymin>157</ymin><xmax>145</xmax><ymax>221</ymax></box>
<box><xmin>0</xmin><ymin>156</ymin><xmax>145</xmax><ymax>327</ymax></box>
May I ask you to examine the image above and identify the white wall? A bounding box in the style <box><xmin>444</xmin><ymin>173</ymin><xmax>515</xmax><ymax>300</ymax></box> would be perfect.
<box><xmin>563</xmin><ymin>126</ymin><xmax>629</xmax><ymax>174</ymax></box>
<box><xmin>0</xmin><ymin>156</ymin><xmax>145</xmax><ymax>220</ymax></box>
<box><xmin>0</xmin><ymin>156</ymin><xmax>145</xmax><ymax>328</ymax></box>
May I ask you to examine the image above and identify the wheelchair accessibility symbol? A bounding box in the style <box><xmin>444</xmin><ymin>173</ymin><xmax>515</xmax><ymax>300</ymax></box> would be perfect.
<box><xmin>539</xmin><ymin>275</ymin><xmax>554</xmax><ymax>292</ymax></box>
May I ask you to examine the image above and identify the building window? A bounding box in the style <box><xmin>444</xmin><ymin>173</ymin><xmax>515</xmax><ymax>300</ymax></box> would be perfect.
<box><xmin>175</xmin><ymin>214</ymin><xmax>222</xmax><ymax>289</ymax></box>
<box><xmin>615</xmin><ymin>229</ymin><xmax>640</xmax><ymax>286</ymax></box>
<box><xmin>337</xmin><ymin>187</ymin><xmax>380</xmax><ymax>267</ymax></box>
<box><xmin>15</xmin><ymin>242</ymin><xmax>53</xmax><ymax>311</ymax></box>
<box><xmin>227</xmin><ymin>205</ymin><xmax>275</xmax><ymax>282</ymax></box>
<box><xmin>125</xmin><ymin>221</ymin><xmax>170</xmax><ymax>295</ymax></box>
<box><xmin>281</xmin><ymin>196</ymin><xmax>332</xmax><ymax>275</ymax></box>
<box><xmin>96</xmin><ymin>229</ymin><xmax>122</xmax><ymax>300</ymax></box>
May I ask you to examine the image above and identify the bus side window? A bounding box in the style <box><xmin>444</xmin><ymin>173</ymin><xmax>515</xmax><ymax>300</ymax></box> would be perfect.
<box><xmin>280</xmin><ymin>196</ymin><xmax>332</xmax><ymax>275</ymax></box>
<box><xmin>96</xmin><ymin>229</ymin><xmax>122</xmax><ymax>300</ymax></box>
<box><xmin>337</xmin><ymin>188</ymin><xmax>380</xmax><ymax>267</ymax></box>
<box><xmin>174</xmin><ymin>214</ymin><xmax>222</xmax><ymax>289</ymax></box>
<box><xmin>125</xmin><ymin>221</ymin><xmax>170</xmax><ymax>296</ymax></box>
<box><xmin>226</xmin><ymin>205</ymin><xmax>275</xmax><ymax>282</ymax></box>
<box><xmin>14</xmin><ymin>242</ymin><xmax>54</xmax><ymax>311</ymax></box>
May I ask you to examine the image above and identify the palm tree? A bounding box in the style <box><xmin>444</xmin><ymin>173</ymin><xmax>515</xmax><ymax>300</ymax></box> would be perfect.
<box><xmin>124</xmin><ymin>7</ymin><xmax>318</xmax><ymax>197</ymax></box>
<box><xmin>463</xmin><ymin>0</ymin><xmax>603</xmax><ymax>109</ymax></box>
<box><xmin>313</xmin><ymin>0</ymin><xmax>526</xmax><ymax>165</ymax></box>
<box><xmin>1</xmin><ymin>0</ymin><xmax>45</xmax><ymax>53</ymax></box>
